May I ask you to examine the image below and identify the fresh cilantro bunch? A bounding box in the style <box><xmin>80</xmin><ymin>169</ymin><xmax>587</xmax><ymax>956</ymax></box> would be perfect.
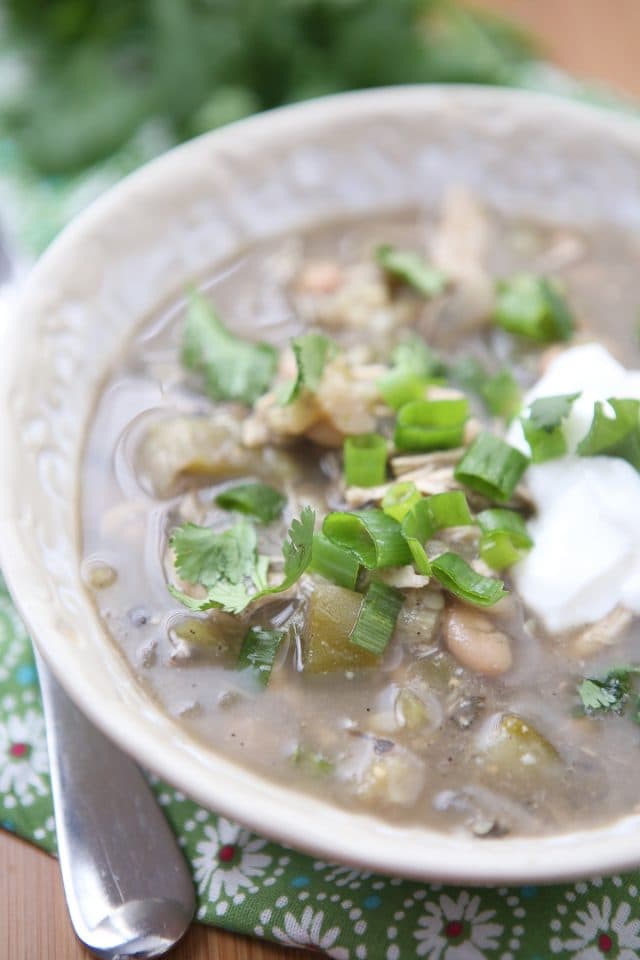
<box><xmin>2</xmin><ymin>0</ymin><xmax>534</xmax><ymax>174</ymax></box>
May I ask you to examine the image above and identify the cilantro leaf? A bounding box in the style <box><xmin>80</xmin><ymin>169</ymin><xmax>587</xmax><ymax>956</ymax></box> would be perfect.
<box><xmin>376</xmin><ymin>245</ymin><xmax>448</xmax><ymax>299</ymax></box>
<box><xmin>577</xmin><ymin>666</ymin><xmax>640</xmax><ymax>719</ymax></box>
<box><xmin>215</xmin><ymin>482</ymin><xmax>286</xmax><ymax>523</ymax></box>
<box><xmin>577</xmin><ymin>398</ymin><xmax>640</xmax><ymax>471</ymax></box>
<box><xmin>182</xmin><ymin>290</ymin><xmax>277</xmax><ymax>405</ymax></box>
<box><xmin>578</xmin><ymin>678</ymin><xmax>627</xmax><ymax>714</ymax></box>
<box><xmin>527</xmin><ymin>393</ymin><xmax>580</xmax><ymax>432</ymax></box>
<box><xmin>274</xmin><ymin>505</ymin><xmax>316</xmax><ymax>595</ymax></box>
<box><xmin>521</xmin><ymin>392</ymin><xmax>580</xmax><ymax>463</ymax></box>
<box><xmin>279</xmin><ymin>333</ymin><xmax>335</xmax><ymax>405</ymax></box>
<box><xmin>169</xmin><ymin>508</ymin><xmax>315</xmax><ymax>615</ymax></box>
<box><xmin>170</xmin><ymin>520</ymin><xmax>257</xmax><ymax>588</ymax></box>
<box><xmin>494</xmin><ymin>275</ymin><xmax>574</xmax><ymax>342</ymax></box>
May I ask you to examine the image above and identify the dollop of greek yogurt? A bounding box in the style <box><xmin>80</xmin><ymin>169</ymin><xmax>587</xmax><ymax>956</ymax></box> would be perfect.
<box><xmin>509</xmin><ymin>344</ymin><xmax>640</xmax><ymax>632</ymax></box>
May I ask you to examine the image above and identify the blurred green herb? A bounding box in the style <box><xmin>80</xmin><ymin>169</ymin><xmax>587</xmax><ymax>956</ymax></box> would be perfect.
<box><xmin>1</xmin><ymin>0</ymin><xmax>534</xmax><ymax>174</ymax></box>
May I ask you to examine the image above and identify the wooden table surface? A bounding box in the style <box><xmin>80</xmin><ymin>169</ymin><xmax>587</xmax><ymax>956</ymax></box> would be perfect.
<box><xmin>3</xmin><ymin>2</ymin><xmax>640</xmax><ymax>957</ymax></box>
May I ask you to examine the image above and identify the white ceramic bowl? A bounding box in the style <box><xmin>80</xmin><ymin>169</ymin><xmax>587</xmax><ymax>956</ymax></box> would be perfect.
<box><xmin>3</xmin><ymin>86</ymin><xmax>640</xmax><ymax>884</ymax></box>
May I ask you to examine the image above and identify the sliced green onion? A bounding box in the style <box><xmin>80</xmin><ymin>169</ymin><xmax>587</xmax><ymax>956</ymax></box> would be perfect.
<box><xmin>577</xmin><ymin>398</ymin><xmax>640</xmax><ymax>470</ymax></box>
<box><xmin>454</xmin><ymin>432</ymin><xmax>529</xmax><ymax>502</ymax></box>
<box><xmin>477</xmin><ymin>508</ymin><xmax>533</xmax><ymax>570</ymax></box>
<box><xmin>322</xmin><ymin>509</ymin><xmax>412</xmax><ymax>569</ymax></box>
<box><xmin>308</xmin><ymin>532</ymin><xmax>360</xmax><ymax>590</ymax></box>
<box><xmin>400</xmin><ymin>491</ymin><xmax>473</xmax><ymax>575</ymax></box>
<box><xmin>382</xmin><ymin>482</ymin><xmax>422</xmax><ymax>522</ymax></box>
<box><xmin>391</xmin><ymin>336</ymin><xmax>447</xmax><ymax>379</ymax></box>
<box><xmin>427</xmin><ymin>490</ymin><xmax>474</xmax><ymax>529</ymax></box>
<box><xmin>278</xmin><ymin>332</ymin><xmax>335</xmax><ymax>405</ymax></box>
<box><xmin>215</xmin><ymin>482</ymin><xmax>286</xmax><ymax>523</ymax></box>
<box><xmin>344</xmin><ymin>434</ymin><xmax>388</xmax><ymax>487</ymax></box>
<box><xmin>494</xmin><ymin>275</ymin><xmax>574</xmax><ymax>343</ymax></box>
<box><xmin>376</xmin><ymin>245</ymin><xmax>448</xmax><ymax>298</ymax></box>
<box><xmin>478</xmin><ymin>534</ymin><xmax>520</xmax><ymax>570</ymax></box>
<box><xmin>481</xmin><ymin>369</ymin><xmax>521</xmax><ymax>420</ymax></box>
<box><xmin>431</xmin><ymin>552</ymin><xmax>506</xmax><ymax>606</ymax></box>
<box><xmin>394</xmin><ymin>398</ymin><xmax>469</xmax><ymax>452</ymax></box>
<box><xmin>378</xmin><ymin>370</ymin><xmax>429</xmax><ymax>410</ymax></box>
<box><xmin>238</xmin><ymin>626</ymin><xmax>285</xmax><ymax>686</ymax></box>
<box><xmin>401</xmin><ymin>498</ymin><xmax>434</xmax><ymax>575</ymax></box>
<box><xmin>349</xmin><ymin>581</ymin><xmax>404</xmax><ymax>655</ymax></box>
<box><xmin>378</xmin><ymin>336</ymin><xmax>447</xmax><ymax>409</ymax></box>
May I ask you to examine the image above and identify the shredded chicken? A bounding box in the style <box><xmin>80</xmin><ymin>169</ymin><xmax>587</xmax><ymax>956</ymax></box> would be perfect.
<box><xmin>242</xmin><ymin>353</ymin><xmax>381</xmax><ymax>449</ymax></box>
<box><xmin>564</xmin><ymin>606</ymin><xmax>633</xmax><ymax>658</ymax></box>
<box><xmin>294</xmin><ymin>261</ymin><xmax>416</xmax><ymax>335</ymax></box>
<box><xmin>412</xmin><ymin>188</ymin><xmax>495</xmax><ymax>347</ymax></box>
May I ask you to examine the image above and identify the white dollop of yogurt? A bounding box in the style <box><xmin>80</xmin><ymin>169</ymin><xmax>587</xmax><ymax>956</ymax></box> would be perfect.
<box><xmin>509</xmin><ymin>344</ymin><xmax>640</xmax><ymax>632</ymax></box>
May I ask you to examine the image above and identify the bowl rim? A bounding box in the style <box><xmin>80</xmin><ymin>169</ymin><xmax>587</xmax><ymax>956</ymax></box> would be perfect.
<box><xmin>4</xmin><ymin>84</ymin><xmax>640</xmax><ymax>884</ymax></box>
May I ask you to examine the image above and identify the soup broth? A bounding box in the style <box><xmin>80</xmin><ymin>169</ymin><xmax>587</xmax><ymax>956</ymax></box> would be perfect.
<box><xmin>82</xmin><ymin>196</ymin><xmax>640</xmax><ymax>838</ymax></box>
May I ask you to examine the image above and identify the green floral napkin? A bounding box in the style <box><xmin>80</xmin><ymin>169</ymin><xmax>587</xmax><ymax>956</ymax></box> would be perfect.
<box><xmin>2</xmin><ymin>574</ymin><xmax>640</xmax><ymax>958</ymax></box>
<box><xmin>2</xmin><ymin>74</ymin><xmax>640</xmax><ymax>960</ymax></box>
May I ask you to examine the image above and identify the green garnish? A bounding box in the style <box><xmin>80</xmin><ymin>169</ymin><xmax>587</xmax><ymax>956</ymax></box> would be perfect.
<box><xmin>578</xmin><ymin>666</ymin><xmax>640</xmax><ymax>720</ymax></box>
<box><xmin>378</xmin><ymin>335</ymin><xmax>446</xmax><ymax>409</ymax></box>
<box><xmin>279</xmin><ymin>332</ymin><xmax>334</xmax><ymax>405</ymax></box>
<box><xmin>378</xmin><ymin>370</ymin><xmax>430</xmax><ymax>410</ymax></box>
<box><xmin>390</xmin><ymin>336</ymin><xmax>447</xmax><ymax>380</ymax></box>
<box><xmin>454</xmin><ymin>432</ymin><xmax>529</xmax><ymax>502</ymax></box>
<box><xmin>238</xmin><ymin>626</ymin><xmax>285</xmax><ymax>686</ymax></box>
<box><xmin>528</xmin><ymin>393</ymin><xmax>580</xmax><ymax>431</ymax></box>
<box><xmin>430</xmin><ymin>552</ymin><xmax>506</xmax><ymax>607</ymax></box>
<box><xmin>481</xmin><ymin>369</ymin><xmax>522</xmax><ymax>420</ymax></box>
<box><xmin>308</xmin><ymin>532</ymin><xmax>360</xmax><ymax>591</ymax></box>
<box><xmin>494</xmin><ymin>275</ymin><xmax>574</xmax><ymax>343</ymax></box>
<box><xmin>170</xmin><ymin>518</ymin><xmax>261</xmax><ymax>606</ymax></box>
<box><xmin>290</xmin><ymin>745</ymin><xmax>334</xmax><ymax>775</ymax></box>
<box><xmin>401</xmin><ymin>491</ymin><xmax>473</xmax><ymax>575</ymax></box>
<box><xmin>215</xmin><ymin>482</ymin><xmax>286</xmax><ymax>523</ymax></box>
<box><xmin>182</xmin><ymin>290</ymin><xmax>277</xmax><ymax>405</ymax></box>
<box><xmin>349</xmin><ymin>581</ymin><xmax>404</xmax><ymax>656</ymax></box>
<box><xmin>322</xmin><ymin>509</ymin><xmax>412</xmax><ymax>570</ymax></box>
<box><xmin>170</xmin><ymin>507</ymin><xmax>315</xmax><ymax>614</ymax></box>
<box><xmin>375</xmin><ymin>245</ymin><xmax>448</xmax><ymax>298</ymax></box>
<box><xmin>477</xmin><ymin>508</ymin><xmax>533</xmax><ymax>570</ymax></box>
<box><xmin>577</xmin><ymin>398</ymin><xmax>640</xmax><ymax>471</ymax></box>
<box><xmin>344</xmin><ymin>434</ymin><xmax>388</xmax><ymax>487</ymax></box>
<box><xmin>521</xmin><ymin>392</ymin><xmax>580</xmax><ymax>463</ymax></box>
<box><xmin>449</xmin><ymin>355</ymin><xmax>487</xmax><ymax>395</ymax></box>
<box><xmin>394</xmin><ymin>398</ymin><xmax>469</xmax><ymax>452</ymax></box>
<box><xmin>381</xmin><ymin>482</ymin><xmax>422</xmax><ymax>523</ymax></box>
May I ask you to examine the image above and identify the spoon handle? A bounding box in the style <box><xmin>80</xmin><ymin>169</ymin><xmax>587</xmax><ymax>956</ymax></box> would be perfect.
<box><xmin>35</xmin><ymin>646</ymin><xmax>195</xmax><ymax>959</ymax></box>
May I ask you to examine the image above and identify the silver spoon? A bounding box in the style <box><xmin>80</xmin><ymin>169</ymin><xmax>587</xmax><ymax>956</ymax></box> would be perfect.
<box><xmin>35</xmin><ymin>646</ymin><xmax>196</xmax><ymax>958</ymax></box>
